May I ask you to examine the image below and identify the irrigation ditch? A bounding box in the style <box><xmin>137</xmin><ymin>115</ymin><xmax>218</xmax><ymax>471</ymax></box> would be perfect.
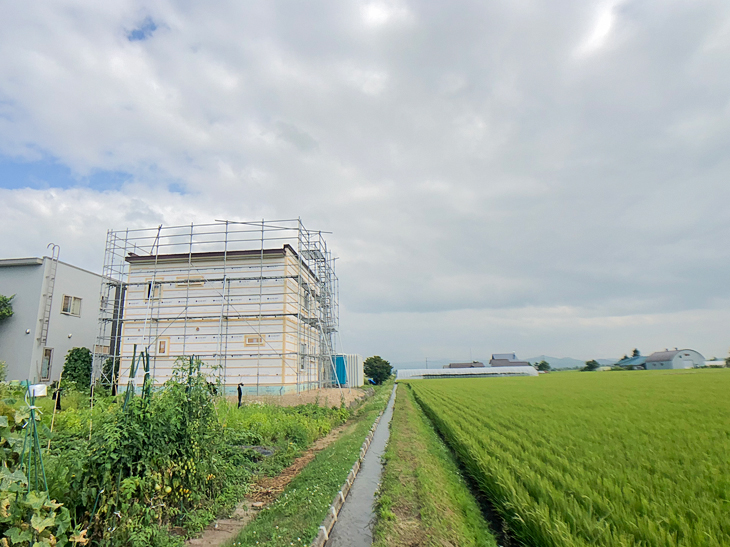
<box><xmin>313</xmin><ymin>384</ymin><xmax>397</xmax><ymax>547</ymax></box>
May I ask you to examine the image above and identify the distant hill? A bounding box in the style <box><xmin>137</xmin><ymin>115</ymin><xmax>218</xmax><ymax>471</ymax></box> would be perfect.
<box><xmin>527</xmin><ymin>355</ymin><xmax>618</xmax><ymax>369</ymax></box>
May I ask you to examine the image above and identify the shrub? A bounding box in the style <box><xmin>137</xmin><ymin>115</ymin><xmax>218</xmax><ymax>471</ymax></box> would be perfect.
<box><xmin>364</xmin><ymin>356</ymin><xmax>392</xmax><ymax>385</ymax></box>
<box><xmin>61</xmin><ymin>348</ymin><xmax>92</xmax><ymax>392</ymax></box>
<box><xmin>0</xmin><ymin>294</ymin><xmax>13</xmax><ymax>321</ymax></box>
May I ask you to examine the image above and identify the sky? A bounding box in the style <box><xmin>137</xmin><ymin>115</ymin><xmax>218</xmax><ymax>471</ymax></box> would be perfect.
<box><xmin>1</xmin><ymin>0</ymin><xmax>729</xmax><ymax>365</ymax></box>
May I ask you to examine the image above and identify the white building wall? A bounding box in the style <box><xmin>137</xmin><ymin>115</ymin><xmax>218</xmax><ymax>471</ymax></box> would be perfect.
<box><xmin>118</xmin><ymin>250</ymin><xmax>322</xmax><ymax>392</ymax></box>
<box><xmin>0</xmin><ymin>261</ymin><xmax>44</xmax><ymax>380</ymax></box>
<box><xmin>343</xmin><ymin>354</ymin><xmax>364</xmax><ymax>388</ymax></box>
<box><xmin>35</xmin><ymin>261</ymin><xmax>103</xmax><ymax>383</ymax></box>
<box><xmin>0</xmin><ymin>258</ymin><xmax>102</xmax><ymax>383</ymax></box>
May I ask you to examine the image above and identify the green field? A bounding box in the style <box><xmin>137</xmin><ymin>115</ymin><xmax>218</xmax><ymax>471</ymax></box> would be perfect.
<box><xmin>408</xmin><ymin>369</ymin><xmax>730</xmax><ymax>547</ymax></box>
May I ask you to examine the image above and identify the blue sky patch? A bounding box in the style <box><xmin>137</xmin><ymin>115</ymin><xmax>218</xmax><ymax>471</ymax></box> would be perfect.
<box><xmin>0</xmin><ymin>156</ymin><xmax>132</xmax><ymax>191</ymax></box>
<box><xmin>127</xmin><ymin>17</ymin><xmax>158</xmax><ymax>42</ymax></box>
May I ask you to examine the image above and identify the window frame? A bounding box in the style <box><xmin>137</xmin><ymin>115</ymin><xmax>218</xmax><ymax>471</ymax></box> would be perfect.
<box><xmin>144</xmin><ymin>280</ymin><xmax>162</xmax><ymax>301</ymax></box>
<box><xmin>61</xmin><ymin>295</ymin><xmax>82</xmax><ymax>317</ymax></box>
<box><xmin>40</xmin><ymin>347</ymin><xmax>53</xmax><ymax>381</ymax></box>
<box><xmin>156</xmin><ymin>337</ymin><xmax>170</xmax><ymax>356</ymax></box>
<box><xmin>244</xmin><ymin>334</ymin><xmax>265</xmax><ymax>347</ymax></box>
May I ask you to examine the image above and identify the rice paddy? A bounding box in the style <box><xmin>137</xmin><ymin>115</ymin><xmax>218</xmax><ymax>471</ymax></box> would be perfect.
<box><xmin>407</xmin><ymin>369</ymin><xmax>730</xmax><ymax>547</ymax></box>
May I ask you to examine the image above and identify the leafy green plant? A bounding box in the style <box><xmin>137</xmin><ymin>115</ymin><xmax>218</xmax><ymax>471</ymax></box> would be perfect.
<box><xmin>0</xmin><ymin>354</ymin><xmax>360</xmax><ymax>546</ymax></box>
<box><xmin>0</xmin><ymin>295</ymin><xmax>13</xmax><ymax>322</ymax></box>
<box><xmin>0</xmin><ymin>411</ymin><xmax>74</xmax><ymax>546</ymax></box>
<box><xmin>61</xmin><ymin>349</ymin><xmax>92</xmax><ymax>392</ymax></box>
<box><xmin>364</xmin><ymin>356</ymin><xmax>392</xmax><ymax>385</ymax></box>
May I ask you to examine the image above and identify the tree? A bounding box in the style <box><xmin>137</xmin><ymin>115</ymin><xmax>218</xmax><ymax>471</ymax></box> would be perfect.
<box><xmin>364</xmin><ymin>355</ymin><xmax>392</xmax><ymax>385</ymax></box>
<box><xmin>0</xmin><ymin>294</ymin><xmax>14</xmax><ymax>321</ymax></box>
<box><xmin>632</xmin><ymin>348</ymin><xmax>640</xmax><ymax>357</ymax></box>
<box><xmin>62</xmin><ymin>347</ymin><xmax>93</xmax><ymax>391</ymax></box>
<box><xmin>725</xmin><ymin>350</ymin><xmax>730</xmax><ymax>368</ymax></box>
<box><xmin>534</xmin><ymin>360</ymin><xmax>551</xmax><ymax>372</ymax></box>
<box><xmin>582</xmin><ymin>359</ymin><xmax>600</xmax><ymax>372</ymax></box>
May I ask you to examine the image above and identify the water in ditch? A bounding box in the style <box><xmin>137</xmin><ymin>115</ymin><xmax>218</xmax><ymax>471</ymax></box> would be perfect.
<box><xmin>325</xmin><ymin>384</ymin><xmax>397</xmax><ymax>547</ymax></box>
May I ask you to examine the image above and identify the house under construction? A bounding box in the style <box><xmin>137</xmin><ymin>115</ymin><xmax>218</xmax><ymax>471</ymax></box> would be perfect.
<box><xmin>91</xmin><ymin>220</ymin><xmax>340</xmax><ymax>395</ymax></box>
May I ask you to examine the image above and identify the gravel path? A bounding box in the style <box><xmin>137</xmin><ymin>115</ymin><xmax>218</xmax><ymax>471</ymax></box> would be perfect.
<box><xmin>325</xmin><ymin>384</ymin><xmax>397</xmax><ymax>547</ymax></box>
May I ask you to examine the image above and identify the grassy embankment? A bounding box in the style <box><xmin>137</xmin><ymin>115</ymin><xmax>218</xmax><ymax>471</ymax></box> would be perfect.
<box><xmin>228</xmin><ymin>379</ymin><xmax>395</xmax><ymax>547</ymax></box>
<box><xmin>372</xmin><ymin>384</ymin><xmax>497</xmax><ymax>547</ymax></box>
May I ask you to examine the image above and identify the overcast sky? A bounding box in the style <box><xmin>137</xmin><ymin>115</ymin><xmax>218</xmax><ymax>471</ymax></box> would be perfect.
<box><xmin>1</xmin><ymin>0</ymin><xmax>729</xmax><ymax>364</ymax></box>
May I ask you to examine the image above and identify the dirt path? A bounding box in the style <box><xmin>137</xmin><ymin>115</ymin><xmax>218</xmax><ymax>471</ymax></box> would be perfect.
<box><xmin>186</xmin><ymin>421</ymin><xmax>357</xmax><ymax>547</ymax></box>
<box><xmin>233</xmin><ymin>387</ymin><xmax>370</xmax><ymax>408</ymax></box>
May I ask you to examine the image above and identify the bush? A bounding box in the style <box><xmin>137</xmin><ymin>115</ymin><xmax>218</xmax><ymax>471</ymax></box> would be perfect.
<box><xmin>364</xmin><ymin>356</ymin><xmax>392</xmax><ymax>385</ymax></box>
<box><xmin>61</xmin><ymin>347</ymin><xmax>92</xmax><ymax>392</ymax></box>
<box><xmin>0</xmin><ymin>294</ymin><xmax>13</xmax><ymax>321</ymax></box>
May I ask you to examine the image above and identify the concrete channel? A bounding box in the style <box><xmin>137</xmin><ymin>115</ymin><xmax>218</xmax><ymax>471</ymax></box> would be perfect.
<box><xmin>324</xmin><ymin>384</ymin><xmax>397</xmax><ymax>547</ymax></box>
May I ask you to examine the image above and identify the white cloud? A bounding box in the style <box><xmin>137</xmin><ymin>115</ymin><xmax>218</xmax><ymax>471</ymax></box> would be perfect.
<box><xmin>361</xmin><ymin>1</ymin><xmax>412</xmax><ymax>28</ymax></box>
<box><xmin>1</xmin><ymin>0</ymin><xmax>730</xmax><ymax>362</ymax></box>
<box><xmin>576</xmin><ymin>5</ymin><xmax>617</xmax><ymax>57</ymax></box>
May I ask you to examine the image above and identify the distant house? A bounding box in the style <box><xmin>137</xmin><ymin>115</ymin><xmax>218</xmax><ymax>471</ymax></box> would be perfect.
<box><xmin>444</xmin><ymin>361</ymin><xmax>485</xmax><ymax>369</ymax></box>
<box><xmin>614</xmin><ymin>355</ymin><xmax>647</xmax><ymax>369</ymax></box>
<box><xmin>645</xmin><ymin>349</ymin><xmax>705</xmax><ymax>370</ymax></box>
<box><xmin>489</xmin><ymin>353</ymin><xmax>530</xmax><ymax>367</ymax></box>
<box><xmin>0</xmin><ymin>256</ymin><xmax>103</xmax><ymax>383</ymax></box>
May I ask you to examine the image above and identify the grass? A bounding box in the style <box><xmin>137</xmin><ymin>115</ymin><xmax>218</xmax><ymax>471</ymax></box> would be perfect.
<box><xmin>372</xmin><ymin>384</ymin><xmax>497</xmax><ymax>547</ymax></box>
<box><xmin>409</xmin><ymin>369</ymin><xmax>730</xmax><ymax>547</ymax></box>
<box><xmin>227</xmin><ymin>379</ymin><xmax>394</xmax><ymax>547</ymax></box>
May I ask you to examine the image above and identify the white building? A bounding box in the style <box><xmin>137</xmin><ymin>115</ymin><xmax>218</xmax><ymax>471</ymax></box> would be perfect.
<box><xmin>94</xmin><ymin>221</ymin><xmax>339</xmax><ymax>395</ymax></box>
<box><xmin>333</xmin><ymin>354</ymin><xmax>364</xmax><ymax>388</ymax></box>
<box><xmin>396</xmin><ymin>366</ymin><xmax>538</xmax><ymax>380</ymax></box>
<box><xmin>0</xmin><ymin>255</ymin><xmax>102</xmax><ymax>383</ymax></box>
<box><xmin>645</xmin><ymin>349</ymin><xmax>705</xmax><ymax>370</ymax></box>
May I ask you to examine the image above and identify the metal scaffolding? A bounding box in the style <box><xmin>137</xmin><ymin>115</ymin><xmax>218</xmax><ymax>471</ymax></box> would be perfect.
<box><xmin>91</xmin><ymin>219</ymin><xmax>339</xmax><ymax>395</ymax></box>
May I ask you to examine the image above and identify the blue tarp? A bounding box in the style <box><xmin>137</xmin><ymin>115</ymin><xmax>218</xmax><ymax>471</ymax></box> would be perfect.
<box><xmin>332</xmin><ymin>355</ymin><xmax>348</xmax><ymax>386</ymax></box>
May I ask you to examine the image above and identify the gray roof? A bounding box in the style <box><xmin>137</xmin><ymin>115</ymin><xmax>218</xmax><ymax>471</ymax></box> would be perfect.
<box><xmin>445</xmin><ymin>361</ymin><xmax>485</xmax><ymax>368</ymax></box>
<box><xmin>490</xmin><ymin>358</ymin><xmax>531</xmax><ymax>367</ymax></box>
<box><xmin>0</xmin><ymin>257</ymin><xmax>43</xmax><ymax>267</ymax></box>
<box><xmin>489</xmin><ymin>353</ymin><xmax>529</xmax><ymax>366</ymax></box>
<box><xmin>646</xmin><ymin>350</ymin><xmax>680</xmax><ymax>362</ymax></box>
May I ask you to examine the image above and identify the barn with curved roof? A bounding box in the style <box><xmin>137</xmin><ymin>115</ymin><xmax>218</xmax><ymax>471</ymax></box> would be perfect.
<box><xmin>645</xmin><ymin>349</ymin><xmax>705</xmax><ymax>370</ymax></box>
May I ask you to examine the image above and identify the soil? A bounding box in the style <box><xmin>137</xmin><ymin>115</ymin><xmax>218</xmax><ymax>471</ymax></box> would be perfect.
<box><xmin>185</xmin><ymin>420</ymin><xmax>356</xmax><ymax>547</ymax></box>
<box><xmin>233</xmin><ymin>387</ymin><xmax>369</xmax><ymax>408</ymax></box>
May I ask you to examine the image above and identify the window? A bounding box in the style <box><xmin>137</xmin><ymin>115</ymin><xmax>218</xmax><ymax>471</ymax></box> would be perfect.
<box><xmin>244</xmin><ymin>335</ymin><xmax>265</xmax><ymax>346</ymax></box>
<box><xmin>61</xmin><ymin>295</ymin><xmax>82</xmax><ymax>316</ymax></box>
<box><xmin>40</xmin><ymin>348</ymin><xmax>53</xmax><ymax>381</ymax></box>
<box><xmin>156</xmin><ymin>337</ymin><xmax>170</xmax><ymax>356</ymax></box>
<box><xmin>176</xmin><ymin>276</ymin><xmax>205</xmax><ymax>288</ymax></box>
<box><xmin>300</xmin><ymin>343</ymin><xmax>307</xmax><ymax>370</ymax></box>
<box><xmin>145</xmin><ymin>282</ymin><xmax>162</xmax><ymax>300</ymax></box>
